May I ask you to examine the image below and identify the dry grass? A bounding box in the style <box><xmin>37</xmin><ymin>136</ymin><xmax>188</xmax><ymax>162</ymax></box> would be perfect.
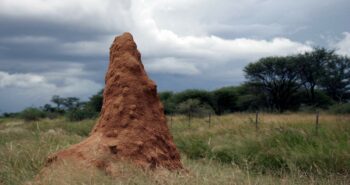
<box><xmin>0</xmin><ymin>113</ymin><xmax>349</xmax><ymax>185</ymax></box>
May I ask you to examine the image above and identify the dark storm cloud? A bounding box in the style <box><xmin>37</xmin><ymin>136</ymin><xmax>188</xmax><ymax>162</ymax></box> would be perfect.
<box><xmin>0</xmin><ymin>0</ymin><xmax>349</xmax><ymax>112</ymax></box>
<box><xmin>0</xmin><ymin>16</ymin><xmax>111</xmax><ymax>87</ymax></box>
<box><xmin>0</xmin><ymin>17</ymin><xmax>112</xmax><ymax>58</ymax></box>
<box><xmin>0</xmin><ymin>17</ymin><xmax>109</xmax><ymax>41</ymax></box>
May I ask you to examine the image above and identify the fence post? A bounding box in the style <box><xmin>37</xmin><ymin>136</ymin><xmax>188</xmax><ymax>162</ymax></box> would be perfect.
<box><xmin>315</xmin><ymin>111</ymin><xmax>319</xmax><ymax>136</ymax></box>
<box><xmin>208</xmin><ymin>113</ymin><xmax>211</xmax><ymax>128</ymax></box>
<box><xmin>255</xmin><ymin>111</ymin><xmax>259</xmax><ymax>132</ymax></box>
<box><xmin>188</xmin><ymin>111</ymin><xmax>191</xmax><ymax>127</ymax></box>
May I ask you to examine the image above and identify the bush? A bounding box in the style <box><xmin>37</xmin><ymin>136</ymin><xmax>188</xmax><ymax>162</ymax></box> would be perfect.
<box><xmin>44</xmin><ymin>112</ymin><xmax>61</xmax><ymax>119</ymax></box>
<box><xmin>329</xmin><ymin>103</ymin><xmax>350</xmax><ymax>114</ymax></box>
<box><xmin>66</xmin><ymin>108</ymin><xmax>98</xmax><ymax>121</ymax></box>
<box><xmin>85</xmin><ymin>89</ymin><xmax>103</xmax><ymax>113</ymax></box>
<box><xmin>212</xmin><ymin>86</ymin><xmax>237</xmax><ymax>114</ymax></box>
<box><xmin>2</xmin><ymin>112</ymin><xmax>20</xmax><ymax>118</ymax></box>
<box><xmin>176</xmin><ymin>99</ymin><xmax>214</xmax><ymax>117</ymax></box>
<box><xmin>211</xmin><ymin>148</ymin><xmax>235</xmax><ymax>163</ymax></box>
<box><xmin>20</xmin><ymin>108</ymin><xmax>45</xmax><ymax>121</ymax></box>
<box><xmin>172</xmin><ymin>89</ymin><xmax>214</xmax><ymax>109</ymax></box>
<box><xmin>159</xmin><ymin>91</ymin><xmax>176</xmax><ymax>114</ymax></box>
<box><xmin>175</xmin><ymin>137</ymin><xmax>210</xmax><ymax>159</ymax></box>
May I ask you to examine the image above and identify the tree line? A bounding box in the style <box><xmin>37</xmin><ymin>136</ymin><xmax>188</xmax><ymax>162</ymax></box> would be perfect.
<box><xmin>244</xmin><ymin>48</ymin><xmax>349</xmax><ymax>112</ymax></box>
<box><xmin>2</xmin><ymin>47</ymin><xmax>350</xmax><ymax>121</ymax></box>
<box><xmin>2</xmin><ymin>90</ymin><xmax>103</xmax><ymax>121</ymax></box>
<box><xmin>160</xmin><ymin>48</ymin><xmax>350</xmax><ymax>114</ymax></box>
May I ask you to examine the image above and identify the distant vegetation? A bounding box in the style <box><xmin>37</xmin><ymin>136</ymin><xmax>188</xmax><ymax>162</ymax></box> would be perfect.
<box><xmin>160</xmin><ymin>48</ymin><xmax>350</xmax><ymax>114</ymax></box>
<box><xmin>1</xmin><ymin>47</ymin><xmax>350</xmax><ymax>120</ymax></box>
<box><xmin>2</xmin><ymin>90</ymin><xmax>104</xmax><ymax>121</ymax></box>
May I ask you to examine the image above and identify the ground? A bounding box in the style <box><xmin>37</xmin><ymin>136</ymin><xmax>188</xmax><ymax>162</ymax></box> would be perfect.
<box><xmin>0</xmin><ymin>113</ymin><xmax>350</xmax><ymax>185</ymax></box>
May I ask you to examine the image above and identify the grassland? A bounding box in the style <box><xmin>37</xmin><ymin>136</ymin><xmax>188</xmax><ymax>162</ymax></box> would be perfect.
<box><xmin>0</xmin><ymin>113</ymin><xmax>350</xmax><ymax>185</ymax></box>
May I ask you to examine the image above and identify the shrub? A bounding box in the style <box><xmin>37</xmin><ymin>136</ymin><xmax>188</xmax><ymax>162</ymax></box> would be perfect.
<box><xmin>159</xmin><ymin>91</ymin><xmax>176</xmax><ymax>114</ymax></box>
<box><xmin>2</xmin><ymin>112</ymin><xmax>20</xmax><ymax>118</ymax></box>
<box><xmin>176</xmin><ymin>99</ymin><xmax>214</xmax><ymax>117</ymax></box>
<box><xmin>66</xmin><ymin>108</ymin><xmax>98</xmax><ymax>121</ymax></box>
<box><xmin>175</xmin><ymin>137</ymin><xmax>210</xmax><ymax>159</ymax></box>
<box><xmin>328</xmin><ymin>103</ymin><xmax>350</xmax><ymax>114</ymax></box>
<box><xmin>172</xmin><ymin>89</ymin><xmax>214</xmax><ymax>109</ymax></box>
<box><xmin>212</xmin><ymin>86</ymin><xmax>238</xmax><ymax>114</ymax></box>
<box><xmin>85</xmin><ymin>89</ymin><xmax>103</xmax><ymax>113</ymax></box>
<box><xmin>20</xmin><ymin>108</ymin><xmax>45</xmax><ymax>121</ymax></box>
<box><xmin>44</xmin><ymin>112</ymin><xmax>61</xmax><ymax>119</ymax></box>
<box><xmin>211</xmin><ymin>148</ymin><xmax>235</xmax><ymax>163</ymax></box>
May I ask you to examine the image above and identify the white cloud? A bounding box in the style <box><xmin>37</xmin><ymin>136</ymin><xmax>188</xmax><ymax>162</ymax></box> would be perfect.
<box><xmin>129</xmin><ymin>0</ymin><xmax>312</xmax><ymax>75</ymax></box>
<box><xmin>0</xmin><ymin>0</ymin><xmax>312</xmax><ymax>78</ymax></box>
<box><xmin>0</xmin><ymin>0</ymin><xmax>313</xmax><ymax>60</ymax></box>
<box><xmin>59</xmin><ymin>36</ymin><xmax>113</xmax><ymax>56</ymax></box>
<box><xmin>0</xmin><ymin>36</ymin><xmax>57</xmax><ymax>44</ymax></box>
<box><xmin>334</xmin><ymin>32</ymin><xmax>350</xmax><ymax>56</ymax></box>
<box><xmin>0</xmin><ymin>72</ymin><xmax>47</xmax><ymax>88</ymax></box>
<box><xmin>146</xmin><ymin>57</ymin><xmax>200</xmax><ymax>75</ymax></box>
<box><xmin>0</xmin><ymin>65</ymin><xmax>102</xmax><ymax>112</ymax></box>
<box><xmin>0</xmin><ymin>0</ymin><xmax>131</xmax><ymax>32</ymax></box>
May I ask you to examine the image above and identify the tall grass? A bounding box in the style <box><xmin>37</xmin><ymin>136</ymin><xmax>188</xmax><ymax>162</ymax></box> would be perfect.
<box><xmin>171</xmin><ymin>113</ymin><xmax>350</xmax><ymax>174</ymax></box>
<box><xmin>0</xmin><ymin>113</ymin><xmax>349</xmax><ymax>184</ymax></box>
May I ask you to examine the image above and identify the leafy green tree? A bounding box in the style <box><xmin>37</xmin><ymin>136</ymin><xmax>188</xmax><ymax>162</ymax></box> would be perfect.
<box><xmin>244</xmin><ymin>56</ymin><xmax>301</xmax><ymax>112</ymax></box>
<box><xmin>295</xmin><ymin>48</ymin><xmax>335</xmax><ymax>105</ymax></box>
<box><xmin>42</xmin><ymin>104</ymin><xmax>55</xmax><ymax>112</ymax></box>
<box><xmin>65</xmin><ymin>108</ymin><xmax>97</xmax><ymax>121</ymax></box>
<box><xmin>319</xmin><ymin>55</ymin><xmax>350</xmax><ymax>103</ymax></box>
<box><xmin>329</xmin><ymin>103</ymin><xmax>350</xmax><ymax>114</ymax></box>
<box><xmin>212</xmin><ymin>86</ymin><xmax>237</xmax><ymax>114</ymax></box>
<box><xmin>298</xmin><ymin>89</ymin><xmax>334</xmax><ymax>110</ymax></box>
<box><xmin>51</xmin><ymin>95</ymin><xmax>65</xmax><ymax>111</ymax></box>
<box><xmin>172</xmin><ymin>89</ymin><xmax>214</xmax><ymax>110</ymax></box>
<box><xmin>235</xmin><ymin>83</ymin><xmax>266</xmax><ymax>111</ymax></box>
<box><xmin>86</xmin><ymin>89</ymin><xmax>103</xmax><ymax>113</ymax></box>
<box><xmin>20</xmin><ymin>107</ymin><xmax>45</xmax><ymax>121</ymax></box>
<box><xmin>159</xmin><ymin>91</ymin><xmax>173</xmax><ymax>101</ymax></box>
<box><xmin>176</xmin><ymin>99</ymin><xmax>214</xmax><ymax>116</ymax></box>
<box><xmin>62</xmin><ymin>97</ymin><xmax>81</xmax><ymax>110</ymax></box>
<box><xmin>159</xmin><ymin>91</ymin><xmax>176</xmax><ymax>114</ymax></box>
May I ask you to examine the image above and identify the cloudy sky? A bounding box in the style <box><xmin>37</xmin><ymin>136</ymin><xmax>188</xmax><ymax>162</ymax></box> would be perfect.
<box><xmin>0</xmin><ymin>0</ymin><xmax>350</xmax><ymax>113</ymax></box>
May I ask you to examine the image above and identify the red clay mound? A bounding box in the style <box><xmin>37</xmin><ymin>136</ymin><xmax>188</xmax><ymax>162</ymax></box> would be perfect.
<box><xmin>44</xmin><ymin>32</ymin><xmax>183</xmax><ymax>173</ymax></box>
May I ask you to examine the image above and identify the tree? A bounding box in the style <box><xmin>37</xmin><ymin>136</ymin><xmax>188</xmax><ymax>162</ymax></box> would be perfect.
<box><xmin>62</xmin><ymin>97</ymin><xmax>81</xmax><ymax>110</ymax></box>
<box><xmin>176</xmin><ymin>99</ymin><xmax>213</xmax><ymax>116</ymax></box>
<box><xmin>235</xmin><ymin>83</ymin><xmax>267</xmax><ymax>111</ymax></box>
<box><xmin>244</xmin><ymin>56</ymin><xmax>301</xmax><ymax>112</ymax></box>
<box><xmin>20</xmin><ymin>107</ymin><xmax>45</xmax><ymax>121</ymax></box>
<box><xmin>319</xmin><ymin>55</ymin><xmax>350</xmax><ymax>103</ymax></box>
<box><xmin>296</xmin><ymin>48</ymin><xmax>335</xmax><ymax>105</ymax></box>
<box><xmin>51</xmin><ymin>95</ymin><xmax>65</xmax><ymax>110</ymax></box>
<box><xmin>159</xmin><ymin>91</ymin><xmax>173</xmax><ymax>101</ymax></box>
<box><xmin>66</xmin><ymin>108</ymin><xmax>97</xmax><ymax>121</ymax></box>
<box><xmin>42</xmin><ymin>104</ymin><xmax>55</xmax><ymax>112</ymax></box>
<box><xmin>85</xmin><ymin>89</ymin><xmax>104</xmax><ymax>113</ymax></box>
<box><xmin>212</xmin><ymin>86</ymin><xmax>237</xmax><ymax>114</ymax></box>
<box><xmin>172</xmin><ymin>89</ymin><xmax>214</xmax><ymax>110</ymax></box>
<box><xmin>159</xmin><ymin>91</ymin><xmax>176</xmax><ymax>114</ymax></box>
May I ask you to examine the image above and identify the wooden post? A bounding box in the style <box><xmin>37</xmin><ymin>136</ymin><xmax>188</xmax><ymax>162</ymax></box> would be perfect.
<box><xmin>188</xmin><ymin>111</ymin><xmax>191</xmax><ymax>127</ymax></box>
<box><xmin>255</xmin><ymin>111</ymin><xmax>259</xmax><ymax>132</ymax></box>
<box><xmin>315</xmin><ymin>111</ymin><xmax>319</xmax><ymax>136</ymax></box>
<box><xmin>208</xmin><ymin>113</ymin><xmax>211</xmax><ymax>128</ymax></box>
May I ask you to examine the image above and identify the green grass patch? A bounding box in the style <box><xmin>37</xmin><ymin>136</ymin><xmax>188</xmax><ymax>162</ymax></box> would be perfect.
<box><xmin>0</xmin><ymin>113</ymin><xmax>350</xmax><ymax>184</ymax></box>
